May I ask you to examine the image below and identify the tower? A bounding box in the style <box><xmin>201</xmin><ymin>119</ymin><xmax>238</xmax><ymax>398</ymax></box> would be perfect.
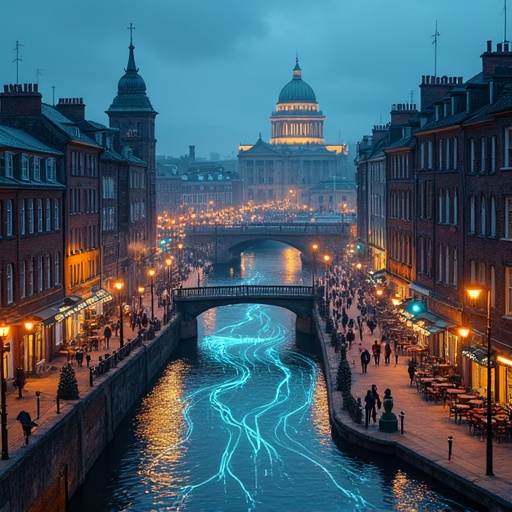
<box><xmin>106</xmin><ymin>26</ymin><xmax>158</xmax><ymax>253</ymax></box>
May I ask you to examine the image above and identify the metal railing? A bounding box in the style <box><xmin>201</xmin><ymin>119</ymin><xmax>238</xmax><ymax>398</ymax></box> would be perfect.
<box><xmin>174</xmin><ymin>285</ymin><xmax>314</xmax><ymax>299</ymax></box>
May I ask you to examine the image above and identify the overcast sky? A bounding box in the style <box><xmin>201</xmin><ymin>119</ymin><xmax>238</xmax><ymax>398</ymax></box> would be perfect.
<box><xmin>0</xmin><ymin>1</ymin><xmax>509</xmax><ymax>160</ymax></box>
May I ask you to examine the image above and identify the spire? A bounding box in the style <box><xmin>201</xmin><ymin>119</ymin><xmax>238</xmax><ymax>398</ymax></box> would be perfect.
<box><xmin>293</xmin><ymin>55</ymin><xmax>302</xmax><ymax>80</ymax></box>
<box><xmin>126</xmin><ymin>23</ymin><xmax>138</xmax><ymax>73</ymax></box>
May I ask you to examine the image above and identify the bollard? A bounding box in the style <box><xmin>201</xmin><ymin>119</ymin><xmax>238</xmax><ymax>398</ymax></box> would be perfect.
<box><xmin>399</xmin><ymin>410</ymin><xmax>405</xmax><ymax>435</ymax></box>
<box><xmin>36</xmin><ymin>391</ymin><xmax>41</xmax><ymax>419</ymax></box>
<box><xmin>56</xmin><ymin>395</ymin><xmax>60</xmax><ymax>414</ymax></box>
<box><xmin>447</xmin><ymin>435</ymin><xmax>453</xmax><ymax>460</ymax></box>
<box><xmin>89</xmin><ymin>366</ymin><xmax>94</xmax><ymax>387</ymax></box>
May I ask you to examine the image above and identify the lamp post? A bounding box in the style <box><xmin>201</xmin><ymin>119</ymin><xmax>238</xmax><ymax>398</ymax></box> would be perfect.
<box><xmin>24</xmin><ymin>319</ymin><xmax>35</xmax><ymax>376</ymax></box>
<box><xmin>137</xmin><ymin>286</ymin><xmax>145</xmax><ymax>312</ymax></box>
<box><xmin>312</xmin><ymin>244</ymin><xmax>318</xmax><ymax>290</ymax></box>
<box><xmin>323</xmin><ymin>254</ymin><xmax>331</xmax><ymax>306</ymax></box>
<box><xmin>148</xmin><ymin>268</ymin><xmax>156</xmax><ymax>321</ymax></box>
<box><xmin>114</xmin><ymin>280</ymin><xmax>124</xmax><ymax>348</ymax></box>
<box><xmin>0</xmin><ymin>322</ymin><xmax>10</xmax><ymax>460</ymax></box>
<box><xmin>165</xmin><ymin>257</ymin><xmax>173</xmax><ymax>318</ymax></box>
<box><xmin>466</xmin><ymin>287</ymin><xmax>493</xmax><ymax>476</ymax></box>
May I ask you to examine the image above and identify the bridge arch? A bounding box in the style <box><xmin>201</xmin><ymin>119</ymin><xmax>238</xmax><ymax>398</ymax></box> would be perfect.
<box><xmin>174</xmin><ymin>285</ymin><xmax>315</xmax><ymax>339</ymax></box>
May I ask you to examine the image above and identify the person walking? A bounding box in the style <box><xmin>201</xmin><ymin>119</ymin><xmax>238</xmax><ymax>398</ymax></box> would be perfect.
<box><xmin>372</xmin><ymin>340</ymin><xmax>381</xmax><ymax>365</ymax></box>
<box><xmin>408</xmin><ymin>361</ymin><xmax>416</xmax><ymax>386</ymax></box>
<box><xmin>104</xmin><ymin>324</ymin><xmax>112</xmax><ymax>350</ymax></box>
<box><xmin>384</xmin><ymin>343</ymin><xmax>392</xmax><ymax>365</ymax></box>
<box><xmin>364</xmin><ymin>389</ymin><xmax>376</xmax><ymax>428</ymax></box>
<box><xmin>13</xmin><ymin>367</ymin><xmax>26</xmax><ymax>398</ymax></box>
<box><xmin>16</xmin><ymin>411</ymin><xmax>37</xmax><ymax>445</ymax></box>
<box><xmin>360</xmin><ymin>348</ymin><xmax>371</xmax><ymax>374</ymax></box>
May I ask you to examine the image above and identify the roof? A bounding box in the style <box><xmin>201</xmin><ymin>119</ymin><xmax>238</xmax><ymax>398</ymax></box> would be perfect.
<box><xmin>0</xmin><ymin>125</ymin><xmax>62</xmax><ymax>155</ymax></box>
<box><xmin>278</xmin><ymin>58</ymin><xmax>317</xmax><ymax>104</ymax></box>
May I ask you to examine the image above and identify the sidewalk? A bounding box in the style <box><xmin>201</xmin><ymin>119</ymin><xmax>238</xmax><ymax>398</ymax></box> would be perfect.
<box><xmin>320</xmin><ymin>312</ymin><xmax>512</xmax><ymax>510</ymax></box>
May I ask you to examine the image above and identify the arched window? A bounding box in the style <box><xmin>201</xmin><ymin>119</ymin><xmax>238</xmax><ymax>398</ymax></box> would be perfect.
<box><xmin>20</xmin><ymin>260</ymin><xmax>26</xmax><ymax>298</ymax></box>
<box><xmin>6</xmin><ymin>200</ymin><xmax>13</xmax><ymax>236</ymax></box>
<box><xmin>438</xmin><ymin>188</ymin><xmax>444</xmax><ymax>223</ymax></box>
<box><xmin>20</xmin><ymin>199</ymin><xmax>26</xmax><ymax>235</ymax></box>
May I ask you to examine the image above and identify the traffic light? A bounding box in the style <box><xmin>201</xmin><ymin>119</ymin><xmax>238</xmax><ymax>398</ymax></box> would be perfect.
<box><xmin>356</xmin><ymin>242</ymin><xmax>364</xmax><ymax>254</ymax></box>
<box><xmin>405</xmin><ymin>300</ymin><xmax>426</xmax><ymax>316</ymax></box>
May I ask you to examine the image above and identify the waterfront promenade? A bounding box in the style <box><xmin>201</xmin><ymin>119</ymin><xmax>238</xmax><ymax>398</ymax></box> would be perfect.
<box><xmin>318</xmin><ymin>314</ymin><xmax>512</xmax><ymax>511</ymax></box>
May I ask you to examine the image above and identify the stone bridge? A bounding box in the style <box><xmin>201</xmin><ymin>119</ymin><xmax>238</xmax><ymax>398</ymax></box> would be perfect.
<box><xmin>185</xmin><ymin>223</ymin><xmax>350</xmax><ymax>263</ymax></box>
<box><xmin>174</xmin><ymin>284</ymin><xmax>315</xmax><ymax>339</ymax></box>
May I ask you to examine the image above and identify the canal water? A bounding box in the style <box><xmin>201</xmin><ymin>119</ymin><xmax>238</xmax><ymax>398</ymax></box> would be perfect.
<box><xmin>70</xmin><ymin>241</ymin><xmax>474</xmax><ymax>511</ymax></box>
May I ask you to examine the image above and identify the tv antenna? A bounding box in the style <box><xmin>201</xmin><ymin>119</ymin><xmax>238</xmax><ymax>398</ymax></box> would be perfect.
<box><xmin>431</xmin><ymin>21</ymin><xmax>440</xmax><ymax>77</ymax></box>
<box><xmin>12</xmin><ymin>40</ymin><xmax>24</xmax><ymax>84</ymax></box>
<box><xmin>504</xmin><ymin>0</ymin><xmax>510</xmax><ymax>44</ymax></box>
<box><xmin>35</xmin><ymin>68</ymin><xmax>43</xmax><ymax>85</ymax></box>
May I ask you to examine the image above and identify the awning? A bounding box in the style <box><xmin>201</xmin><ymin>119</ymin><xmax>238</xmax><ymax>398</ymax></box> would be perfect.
<box><xmin>399</xmin><ymin>307</ymin><xmax>454</xmax><ymax>337</ymax></box>
<box><xmin>462</xmin><ymin>346</ymin><xmax>495</xmax><ymax>368</ymax></box>
<box><xmin>35</xmin><ymin>288</ymin><xmax>113</xmax><ymax>327</ymax></box>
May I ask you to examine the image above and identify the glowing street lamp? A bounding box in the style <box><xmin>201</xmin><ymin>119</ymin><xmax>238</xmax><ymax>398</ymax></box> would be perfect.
<box><xmin>312</xmin><ymin>244</ymin><xmax>318</xmax><ymax>289</ymax></box>
<box><xmin>148</xmin><ymin>268</ymin><xmax>156</xmax><ymax>321</ymax></box>
<box><xmin>114</xmin><ymin>280</ymin><xmax>124</xmax><ymax>348</ymax></box>
<box><xmin>323</xmin><ymin>254</ymin><xmax>331</xmax><ymax>305</ymax></box>
<box><xmin>137</xmin><ymin>286</ymin><xmax>145</xmax><ymax>312</ymax></box>
<box><xmin>0</xmin><ymin>322</ymin><xmax>10</xmax><ymax>460</ymax></box>
<box><xmin>165</xmin><ymin>257</ymin><xmax>173</xmax><ymax>320</ymax></box>
<box><xmin>466</xmin><ymin>286</ymin><xmax>493</xmax><ymax>476</ymax></box>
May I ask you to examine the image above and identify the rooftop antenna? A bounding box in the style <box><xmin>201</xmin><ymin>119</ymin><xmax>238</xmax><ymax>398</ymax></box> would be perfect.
<box><xmin>504</xmin><ymin>0</ymin><xmax>509</xmax><ymax>44</ymax></box>
<box><xmin>431</xmin><ymin>20</ymin><xmax>440</xmax><ymax>77</ymax></box>
<box><xmin>127</xmin><ymin>22</ymin><xmax>136</xmax><ymax>44</ymax></box>
<box><xmin>35</xmin><ymin>68</ymin><xmax>43</xmax><ymax>85</ymax></box>
<box><xmin>12</xmin><ymin>40</ymin><xmax>24</xmax><ymax>84</ymax></box>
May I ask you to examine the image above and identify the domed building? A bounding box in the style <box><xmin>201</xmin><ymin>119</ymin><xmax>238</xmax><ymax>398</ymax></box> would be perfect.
<box><xmin>238</xmin><ymin>58</ymin><xmax>354</xmax><ymax>211</ymax></box>
<box><xmin>270</xmin><ymin>58</ymin><xmax>325</xmax><ymax>145</ymax></box>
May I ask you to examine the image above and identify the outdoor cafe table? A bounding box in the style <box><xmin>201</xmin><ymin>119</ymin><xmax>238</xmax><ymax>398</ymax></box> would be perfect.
<box><xmin>446</xmin><ymin>388</ymin><xmax>465</xmax><ymax>395</ymax></box>
<box><xmin>469</xmin><ymin>399</ymin><xmax>484</xmax><ymax>407</ymax></box>
<box><xmin>457</xmin><ymin>394</ymin><xmax>479</xmax><ymax>403</ymax></box>
<box><xmin>454</xmin><ymin>404</ymin><xmax>471</xmax><ymax>423</ymax></box>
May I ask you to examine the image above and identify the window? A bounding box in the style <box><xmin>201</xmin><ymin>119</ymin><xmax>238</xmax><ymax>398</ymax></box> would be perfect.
<box><xmin>480</xmin><ymin>137</ymin><xmax>486</xmax><ymax>173</ymax></box>
<box><xmin>28</xmin><ymin>199</ymin><xmax>34</xmax><ymax>234</ymax></box>
<box><xmin>438</xmin><ymin>188</ymin><xmax>444</xmax><ymax>223</ymax></box>
<box><xmin>453</xmin><ymin>189</ymin><xmax>458</xmax><ymax>226</ymax></box>
<box><xmin>505</xmin><ymin>197</ymin><xmax>512</xmax><ymax>239</ymax></box>
<box><xmin>21</xmin><ymin>154</ymin><xmax>29</xmax><ymax>180</ymax></box>
<box><xmin>20</xmin><ymin>199</ymin><xmax>26</xmax><ymax>235</ymax></box>
<box><xmin>20</xmin><ymin>260</ymin><xmax>26</xmax><ymax>298</ymax></box>
<box><xmin>46</xmin><ymin>158</ymin><xmax>56</xmax><ymax>182</ymax></box>
<box><xmin>6</xmin><ymin>264</ymin><xmax>14</xmax><ymax>304</ymax></box>
<box><xmin>480</xmin><ymin>196</ymin><xmax>486</xmax><ymax>236</ymax></box>
<box><xmin>490</xmin><ymin>265</ymin><xmax>496</xmax><ymax>308</ymax></box>
<box><xmin>445</xmin><ymin>245</ymin><xmax>450</xmax><ymax>284</ymax></box>
<box><xmin>490</xmin><ymin>136</ymin><xmax>496</xmax><ymax>172</ymax></box>
<box><xmin>4</xmin><ymin>152</ymin><xmax>13</xmax><ymax>178</ymax></box>
<box><xmin>506</xmin><ymin>128</ymin><xmax>512</xmax><ymax>168</ymax></box>
<box><xmin>38</xmin><ymin>256</ymin><xmax>43</xmax><ymax>292</ymax></box>
<box><xmin>53</xmin><ymin>199</ymin><xmax>60</xmax><ymax>230</ymax></box>
<box><xmin>453</xmin><ymin>247</ymin><xmax>458</xmax><ymax>286</ymax></box>
<box><xmin>29</xmin><ymin>259</ymin><xmax>34</xmax><ymax>296</ymax></box>
<box><xmin>37</xmin><ymin>199</ymin><xmax>43</xmax><ymax>232</ymax></box>
<box><xmin>453</xmin><ymin>137</ymin><xmax>458</xmax><ymax>170</ymax></box>
<box><xmin>46</xmin><ymin>256</ymin><xmax>51</xmax><ymax>289</ymax></box>
<box><xmin>428</xmin><ymin>141</ymin><xmax>433</xmax><ymax>169</ymax></box>
<box><xmin>470</xmin><ymin>196</ymin><xmax>476</xmax><ymax>234</ymax></box>
<box><xmin>54</xmin><ymin>252</ymin><xmax>60</xmax><ymax>285</ymax></box>
<box><xmin>33</xmin><ymin>156</ymin><xmax>41</xmax><ymax>181</ymax></box>
<box><xmin>46</xmin><ymin>199</ymin><xmax>51</xmax><ymax>231</ymax></box>
<box><xmin>445</xmin><ymin>189</ymin><xmax>450</xmax><ymax>224</ymax></box>
<box><xmin>438</xmin><ymin>243</ymin><xmax>443</xmax><ymax>282</ymax></box>
<box><xmin>507</xmin><ymin>267</ymin><xmax>512</xmax><ymax>315</ymax></box>
<box><xmin>6</xmin><ymin>200</ymin><xmax>13</xmax><ymax>236</ymax></box>
<box><xmin>490</xmin><ymin>196</ymin><xmax>496</xmax><ymax>237</ymax></box>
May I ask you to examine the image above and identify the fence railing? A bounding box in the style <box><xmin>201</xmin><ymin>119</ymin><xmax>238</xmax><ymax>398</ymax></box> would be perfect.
<box><xmin>174</xmin><ymin>285</ymin><xmax>314</xmax><ymax>299</ymax></box>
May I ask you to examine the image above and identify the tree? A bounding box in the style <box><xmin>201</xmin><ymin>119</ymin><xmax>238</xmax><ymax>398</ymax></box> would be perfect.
<box><xmin>57</xmin><ymin>364</ymin><xmax>79</xmax><ymax>400</ymax></box>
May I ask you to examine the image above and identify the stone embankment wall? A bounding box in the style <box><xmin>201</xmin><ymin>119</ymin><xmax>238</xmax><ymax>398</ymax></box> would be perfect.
<box><xmin>0</xmin><ymin>320</ymin><xmax>180</xmax><ymax>512</ymax></box>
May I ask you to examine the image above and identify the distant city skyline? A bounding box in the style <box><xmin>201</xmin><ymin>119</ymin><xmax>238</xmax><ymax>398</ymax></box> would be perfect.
<box><xmin>1</xmin><ymin>0</ymin><xmax>509</xmax><ymax>159</ymax></box>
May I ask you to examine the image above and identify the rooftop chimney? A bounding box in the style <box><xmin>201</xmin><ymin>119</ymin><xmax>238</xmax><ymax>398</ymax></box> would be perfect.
<box><xmin>189</xmin><ymin>145</ymin><xmax>196</xmax><ymax>161</ymax></box>
<box><xmin>55</xmin><ymin>97</ymin><xmax>86</xmax><ymax>122</ymax></box>
<box><xmin>0</xmin><ymin>83</ymin><xmax>42</xmax><ymax>118</ymax></box>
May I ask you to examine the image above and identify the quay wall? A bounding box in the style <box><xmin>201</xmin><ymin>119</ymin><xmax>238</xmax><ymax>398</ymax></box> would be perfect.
<box><xmin>312</xmin><ymin>310</ymin><xmax>511</xmax><ymax>512</ymax></box>
<box><xmin>0</xmin><ymin>319</ymin><xmax>181</xmax><ymax>512</ymax></box>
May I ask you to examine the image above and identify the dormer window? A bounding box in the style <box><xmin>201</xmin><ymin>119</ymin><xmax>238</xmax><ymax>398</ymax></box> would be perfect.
<box><xmin>21</xmin><ymin>154</ymin><xmax>29</xmax><ymax>180</ymax></box>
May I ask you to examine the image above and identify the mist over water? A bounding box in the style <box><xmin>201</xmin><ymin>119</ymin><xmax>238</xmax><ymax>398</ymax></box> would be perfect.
<box><xmin>70</xmin><ymin>241</ymin><xmax>474</xmax><ymax>511</ymax></box>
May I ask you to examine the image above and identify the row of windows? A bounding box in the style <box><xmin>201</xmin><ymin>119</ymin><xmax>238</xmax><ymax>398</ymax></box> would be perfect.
<box><xmin>389</xmin><ymin>190</ymin><xmax>412</xmax><ymax>220</ymax></box>
<box><xmin>2</xmin><ymin>254</ymin><xmax>60</xmax><ymax>306</ymax></box>
<box><xmin>130</xmin><ymin>201</ymin><xmax>146</xmax><ymax>222</ymax></box>
<box><xmin>1</xmin><ymin>198</ymin><xmax>60</xmax><ymax>238</ymax></box>
<box><xmin>68</xmin><ymin>225</ymin><xmax>100</xmax><ymax>254</ymax></box>
<box><xmin>420</xmin><ymin>137</ymin><xmax>458</xmax><ymax>171</ymax></box>
<box><xmin>438</xmin><ymin>188</ymin><xmax>458</xmax><ymax>225</ymax></box>
<box><xmin>0</xmin><ymin>152</ymin><xmax>57</xmax><ymax>183</ymax></box>
<box><xmin>69</xmin><ymin>188</ymin><xmax>99</xmax><ymax>215</ymax></box>
<box><xmin>388</xmin><ymin>233</ymin><xmax>412</xmax><ymax>265</ymax></box>
<box><xmin>130</xmin><ymin>169</ymin><xmax>146</xmax><ymax>189</ymax></box>
<box><xmin>437</xmin><ymin>244</ymin><xmax>458</xmax><ymax>286</ymax></box>
<box><xmin>69</xmin><ymin>257</ymin><xmax>99</xmax><ymax>288</ymax></box>
<box><xmin>70</xmin><ymin>151</ymin><xmax>99</xmax><ymax>178</ymax></box>
<box><xmin>389</xmin><ymin>153</ymin><xmax>411</xmax><ymax>179</ymax></box>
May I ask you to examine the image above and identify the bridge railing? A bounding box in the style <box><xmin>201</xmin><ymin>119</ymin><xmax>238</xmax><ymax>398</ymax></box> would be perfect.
<box><xmin>185</xmin><ymin>223</ymin><xmax>349</xmax><ymax>235</ymax></box>
<box><xmin>174</xmin><ymin>285</ymin><xmax>314</xmax><ymax>299</ymax></box>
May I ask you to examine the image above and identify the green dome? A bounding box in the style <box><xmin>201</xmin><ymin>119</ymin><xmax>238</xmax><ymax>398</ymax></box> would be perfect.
<box><xmin>278</xmin><ymin>58</ymin><xmax>317</xmax><ymax>103</ymax></box>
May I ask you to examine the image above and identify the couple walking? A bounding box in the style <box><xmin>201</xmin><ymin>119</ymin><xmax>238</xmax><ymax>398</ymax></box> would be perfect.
<box><xmin>364</xmin><ymin>384</ymin><xmax>382</xmax><ymax>428</ymax></box>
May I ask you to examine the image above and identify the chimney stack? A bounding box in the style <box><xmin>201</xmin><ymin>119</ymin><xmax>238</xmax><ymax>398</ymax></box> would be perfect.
<box><xmin>55</xmin><ymin>97</ymin><xmax>86</xmax><ymax>122</ymax></box>
<box><xmin>0</xmin><ymin>83</ymin><xmax>42</xmax><ymax>118</ymax></box>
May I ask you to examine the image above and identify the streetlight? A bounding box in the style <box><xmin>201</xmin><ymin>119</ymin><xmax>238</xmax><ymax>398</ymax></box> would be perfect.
<box><xmin>114</xmin><ymin>280</ymin><xmax>124</xmax><ymax>348</ymax></box>
<box><xmin>148</xmin><ymin>268</ymin><xmax>156</xmax><ymax>321</ymax></box>
<box><xmin>0</xmin><ymin>322</ymin><xmax>10</xmax><ymax>460</ymax></box>
<box><xmin>137</xmin><ymin>286</ymin><xmax>145</xmax><ymax>312</ymax></box>
<box><xmin>312</xmin><ymin>243</ymin><xmax>318</xmax><ymax>290</ymax></box>
<box><xmin>323</xmin><ymin>254</ymin><xmax>331</xmax><ymax>305</ymax></box>
<box><xmin>466</xmin><ymin>287</ymin><xmax>493</xmax><ymax>476</ymax></box>
<box><xmin>165</xmin><ymin>257</ymin><xmax>173</xmax><ymax>320</ymax></box>
<box><xmin>24</xmin><ymin>319</ymin><xmax>35</xmax><ymax>375</ymax></box>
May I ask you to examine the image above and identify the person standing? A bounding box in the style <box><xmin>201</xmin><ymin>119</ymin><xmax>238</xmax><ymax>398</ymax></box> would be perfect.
<box><xmin>364</xmin><ymin>389</ymin><xmax>375</xmax><ymax>428</ymax></box>
<box><xmin>360</xmin><ymin>348</ymin><xmax>371</xmax><ymax>373</ymax></box>
<box><xmin>408</xmin><ymin>361</ymin><xmax>416</xmax><ymax>386</ymax></box>
<box><xmin>103</xmin><ymin>324</ymin><xmax>112</xmax><ymax>350</ymax></box>
<box><xmin>384</xmin><ymin>343</ymin><xmax>392</xmax><ymax>365</ymax></box>
<box><xmin>371</xmin><ymin>384</ymin><xmax>381</xmax><ymax>423</ymax></box>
